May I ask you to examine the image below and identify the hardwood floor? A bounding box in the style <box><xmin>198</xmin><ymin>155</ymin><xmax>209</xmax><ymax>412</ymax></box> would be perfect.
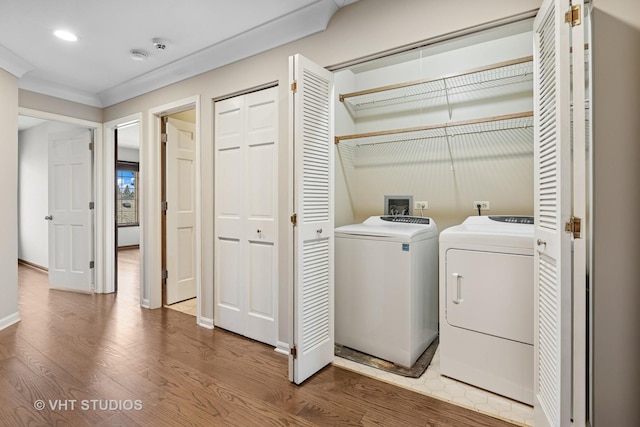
<box><xmin>0</xmin><ymin>263</ymin><xmax>517</xmax><ymax>427</ymax></box>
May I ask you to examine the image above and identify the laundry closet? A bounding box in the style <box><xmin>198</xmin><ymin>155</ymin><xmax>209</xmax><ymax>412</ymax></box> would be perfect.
<box><xmin>333</xmin><ymin>21</ymin><xmax>535</xmax><ymax>230</ymax></box>
<box><xmin>330</xmin><ymin>19</ymin><xmax>538</xmax><ymax>416</ymax></box>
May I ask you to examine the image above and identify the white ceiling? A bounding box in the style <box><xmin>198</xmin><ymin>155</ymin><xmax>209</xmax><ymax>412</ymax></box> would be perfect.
<box><xmin>2</xmin><ymin>0</ymin><xmax>357</xmax><ymax>108</ymax></box>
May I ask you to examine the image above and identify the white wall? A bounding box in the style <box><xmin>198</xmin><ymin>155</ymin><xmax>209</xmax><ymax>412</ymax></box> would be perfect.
<box><xmin>18</xmin><ymin>120</ymin><xmax>86</xmax><ymax>268</ymax></box>
<box><xmin>0</xmin><ymin>68</ymin><xmax>19</xmax><ymax>330</ymax></box>
<box><xmin>117</xmin><ymin>146</ymin><xmax>140</xmax><ymax>247</ymax></box>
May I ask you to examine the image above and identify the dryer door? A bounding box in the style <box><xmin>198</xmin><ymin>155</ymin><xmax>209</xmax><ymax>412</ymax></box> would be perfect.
<box><xmin>445</xmin><ymin>249</ymin><xmax>533</xmax><ymax>345</ymax></box>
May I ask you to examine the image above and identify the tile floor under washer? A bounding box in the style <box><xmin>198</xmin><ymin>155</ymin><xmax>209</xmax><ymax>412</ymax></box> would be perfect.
<box><xmin>332</xmin><ymin>349</ymin><xmax>534</xmax><ymax>426</ymax></box>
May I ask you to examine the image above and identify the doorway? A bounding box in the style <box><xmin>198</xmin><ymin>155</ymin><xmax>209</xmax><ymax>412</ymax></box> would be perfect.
<box><xmin>145</xmin><ymin>96</ymin><xmax>202</xmax><ymax>325</ymax></box>
<box><xmin>114</xmin><ymin>120</ymin><xmax>142</xmax><ymax>301</ymax></box>
<box><xmin>17</xmin><ymin>109</ymin><xmax>101</xmax><ymax>293</ymax></box>
<box><xmin>162</xmin><ymin>109</ymin><xmax>197</xmax><ymax>315</ymax></box>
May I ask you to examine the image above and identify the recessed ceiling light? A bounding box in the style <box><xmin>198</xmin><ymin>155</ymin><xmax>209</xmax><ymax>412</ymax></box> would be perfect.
<box><xmin>54</xmin><ymin>29</ymin><xmax>78</xmax><ymax>42</ymax></box>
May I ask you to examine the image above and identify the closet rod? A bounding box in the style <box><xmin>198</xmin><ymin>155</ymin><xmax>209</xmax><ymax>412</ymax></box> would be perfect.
<box><xmin>335</xmin><ymin>111</ymin><xmax>533</xmax><ymax>144</ymax></box>
<box><xmin>339</xmin><ymin>56</ymin><xmax>533</xmax><ymax>102</ymax></box>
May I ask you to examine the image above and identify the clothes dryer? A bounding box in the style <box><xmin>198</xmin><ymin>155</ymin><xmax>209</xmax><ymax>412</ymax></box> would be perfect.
<box><xmin>439</xmin><ymin>215</ymin><xmax>534</xmax><ymax>404</ymax></box>
<box><xmin>335</xmin><ymin>216</ymin><xmax>438</xmax><ymax>368</ymax></box>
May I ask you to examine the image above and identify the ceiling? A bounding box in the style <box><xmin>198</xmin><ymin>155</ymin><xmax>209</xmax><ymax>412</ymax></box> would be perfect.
<box><xmin>2</xmin><ymin>0</ymin><xmax>357</xmax><ymax>108</ymax></box>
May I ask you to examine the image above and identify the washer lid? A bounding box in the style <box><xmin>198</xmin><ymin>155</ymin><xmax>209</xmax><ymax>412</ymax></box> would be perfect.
<box><xmin>439</xmin><ymin>215</ymin><xmax>534</xmax><ymax>249</ymax></box>
<box><xmin>335</xmin><ymin>216</ymin><xmax>438</xmax><ymax>239</ymax></box>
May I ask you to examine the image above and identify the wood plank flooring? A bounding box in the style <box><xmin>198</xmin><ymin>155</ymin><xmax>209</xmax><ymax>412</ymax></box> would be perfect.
<box><xmin>0</xmin><ymin>257</ymin><xmax>517</xmax><ymax>426</ymax></box>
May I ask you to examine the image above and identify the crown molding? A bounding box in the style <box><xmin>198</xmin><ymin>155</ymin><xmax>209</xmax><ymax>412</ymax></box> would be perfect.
<box><xmin>0</xmin><ymin>43</ymin><xmax>34</xmax><ymax>78</ymax></box>
<box><xmin>98</xmin><ymin>0</ymin><xmax>343</xmax><ymax>107</ymax></box>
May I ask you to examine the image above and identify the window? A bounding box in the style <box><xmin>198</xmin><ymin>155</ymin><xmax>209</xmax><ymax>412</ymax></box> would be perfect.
<box><xmin>117</xmin><ymin>161</ymin><xmax>139</xmax><ymax>226</ymax></box>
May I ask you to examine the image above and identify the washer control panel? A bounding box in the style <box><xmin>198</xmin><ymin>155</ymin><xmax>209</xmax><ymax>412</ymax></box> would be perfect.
<box><xmin>489</xmin><ymin>216</ymin><xmax>534</xmax><ymax>224</ymax></box>
<box><xmin>380</xmin><ymin>216</ymin><xmax>431</xmax><ymax>225</ymax></box>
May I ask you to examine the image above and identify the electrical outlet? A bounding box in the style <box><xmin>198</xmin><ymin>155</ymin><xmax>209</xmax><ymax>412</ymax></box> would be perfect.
<box><xmin>414</xmin><ymin>201</ymin><xmax>428</xmax><ymax>210</ymax></box>
<box><xmin>473</xmin><ymin>200</ymin><xmax>490</xmax><ymax>210</ymax></box>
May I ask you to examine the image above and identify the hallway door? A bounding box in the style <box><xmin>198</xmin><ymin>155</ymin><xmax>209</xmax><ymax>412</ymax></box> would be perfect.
<box><xmin>47</xmin><ymin>128</ymin><xmax>94</xmax><ymax>292</ymax></box>
<box><xmin>165</xmin><ymin>117</ymin><xmax>197</xmax><ymax>304</ymax></box>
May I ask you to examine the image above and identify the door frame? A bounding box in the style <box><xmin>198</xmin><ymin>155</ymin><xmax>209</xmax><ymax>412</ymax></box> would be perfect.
<box><xmin>103</xmin><ymin>113</ymin><xmax>143</xmax><ymax>298</ymax></box>
<box><xmin>147</xmin><ymin>96</ymin><xmax>203</xmax><ymax>324</ymax></box>
<box><xmin>18</xmin><ymin>107</ymin><xmax>103</xmax><ymax>291</ymax></box>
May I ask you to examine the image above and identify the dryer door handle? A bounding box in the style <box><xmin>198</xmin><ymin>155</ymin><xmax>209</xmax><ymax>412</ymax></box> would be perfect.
<box><xmin>452</xmin><ymin>273</ymin><xmax>463</xmax><ymax>304</ymax></box>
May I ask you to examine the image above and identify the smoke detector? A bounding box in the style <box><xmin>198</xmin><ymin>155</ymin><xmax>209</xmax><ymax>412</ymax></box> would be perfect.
<box><xmin>152</xmin><ymin>38</ymin><xmax>168</xmax><ymax>51</ymax></box>
<box><xmin>129</xmin><ymin>49</ymin><xmax>149</xmax><ymax>62</ymax></box>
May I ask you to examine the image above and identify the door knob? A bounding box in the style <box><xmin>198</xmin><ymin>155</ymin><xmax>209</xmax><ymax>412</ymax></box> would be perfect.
<box><xmin>537</xmin><ymin>239</ymin><xmax>546</xmax><ymax>247</ymax></box>
<box><xmin>44</xmin><ymin>215</ymin><xmax>53</xmax><ymax>221</ymax></box>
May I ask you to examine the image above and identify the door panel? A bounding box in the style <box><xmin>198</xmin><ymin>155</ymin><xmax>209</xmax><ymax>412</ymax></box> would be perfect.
<box><xmin>248</xmin><ymin>242</ymin><xmax>274</xmax><ymax>317</ymax></box>
<box><xmin>48</xmin><ymin>129</ymin><xmax>93</xmax><ymax>292</ymax></box>
<box><xmin>290</xmin><ymin>54</ymin><xmax>334</xmax><ymax>385</ymax></box>
<box><xmin>217</xmin><ymin>238</ymin><xmax>241</xmax><ymax>318</ymax></box>
<box><xmin>165</xmin><ymin>118</ymin><xmax>197</xmax><ymax>304</ymax></box>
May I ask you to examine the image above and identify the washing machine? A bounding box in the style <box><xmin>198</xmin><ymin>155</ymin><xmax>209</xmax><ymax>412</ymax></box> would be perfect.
<box><xmin>335</xmin><ymin>216</ymin><xmax>438</xmax><ymax>368</ymax></box>
<box><xmin>439</xmin><ymin>215</ymin><xmax>534</xmax><ymax>405</ymax></box>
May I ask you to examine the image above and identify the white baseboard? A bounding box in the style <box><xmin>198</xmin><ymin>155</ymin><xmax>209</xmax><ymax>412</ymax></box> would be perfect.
<box><xmin>0</xmin><ymin>312</ymin><xmax>20</xmax><ymax>331</ymax></box>
<box><xmin>140</xmin><ymin>298</ymin><xmax>150</xmax><ymax>309</ymax></box>
<box><xmin>198</xmin><ymin>316</ymin><xmax>214</xmax><ymax>329</ymax></box>
<box><xmin>275</xmin><ymin>341</ymin><xmax>290</xmax><ymax>356</ymax></box>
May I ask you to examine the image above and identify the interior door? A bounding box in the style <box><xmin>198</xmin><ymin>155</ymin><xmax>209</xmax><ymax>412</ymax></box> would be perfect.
<box><xmin>214</xmin><ymin>95</ymin><xmax>244</xmax><ymax>333</ymax></box>
<box><xmin>533</xmin><ymin>0</ymin><xmax>585</xmax><ymax>425</ymax></box>
<box><xmin>289</xmin><ymin>54</ymin><xmax>335</xmax><ymax>384</ymax></box>
<box><xmin>165</xmin><ymin>117</ymin><xmax>197</xmax><ymax>304</ymax></box>
<box><xmin>214</xmin><ymin>87</ymin><xmax>279</xmax><ymax>346</ymax></box>
<box><xmin>47</xmin><ymin>129</ymin><xmax>94</xmax><ymax>291</ymax></box>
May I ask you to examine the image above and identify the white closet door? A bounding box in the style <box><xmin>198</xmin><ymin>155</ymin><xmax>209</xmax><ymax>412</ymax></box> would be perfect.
<box><xmin>244</xmin><ymin>87</ymin><xmax>278</xmax><ymax>344</ymax></box>
<box><xmin>214</xmin><ymin>87</ymin><xmax>278</xmax><ymax>346</ymax></box>
<box><xmin>48</xmin><ymin>129</ymin><xmax>93</xmax><ymax>292</ymax></box>
<box><xmin>215</xmin><ymin>96</ymin><xmax>244</xmax><ymax>334</ymax></box>
<box><xmin>165</xmin><ymin>118</ymin><xmax>197</xmax><ymax>304</ymax></box>
<box><xmin>289</xmin><ymin>54</ymin><xmax>334</xmax><ymax>385</ymax></box>
<box><xmin>533</xmin><ymin>0</ymin><xmax>577</xmax><ymax>425</ymax></box>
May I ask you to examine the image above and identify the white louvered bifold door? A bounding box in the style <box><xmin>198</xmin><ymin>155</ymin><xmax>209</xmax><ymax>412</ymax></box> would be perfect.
<box><xmin>533</xmin><ymin>0</ymin><xmax>574</xmax><ymax>425</ymax></box>
<box><xmin>289</xmin><ymin>54</ymin><xmax>334</xmax><ymax>385</ymax></box>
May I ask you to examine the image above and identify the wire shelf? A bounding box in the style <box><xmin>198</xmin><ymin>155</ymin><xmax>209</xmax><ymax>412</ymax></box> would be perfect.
<box><xmin>340</xmin><ymin>57</ymin><xmax>533</xmax><ymax>112</ymax></box>
<box><xmin>335</xmin><ymin>112</ymin><xmax>534</xmax><ymax>148</ymax></box>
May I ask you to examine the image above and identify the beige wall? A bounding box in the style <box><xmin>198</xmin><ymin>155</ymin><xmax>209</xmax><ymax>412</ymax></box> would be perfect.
<box><xmin>591</xmin><ymin>3</ymin><xmax>640</xmax><ymax>425</ymax></box>
<box><xmin>0</xmin><ymin>68</ymin><xmax>19</xmax><ymax>328</ymax></box>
